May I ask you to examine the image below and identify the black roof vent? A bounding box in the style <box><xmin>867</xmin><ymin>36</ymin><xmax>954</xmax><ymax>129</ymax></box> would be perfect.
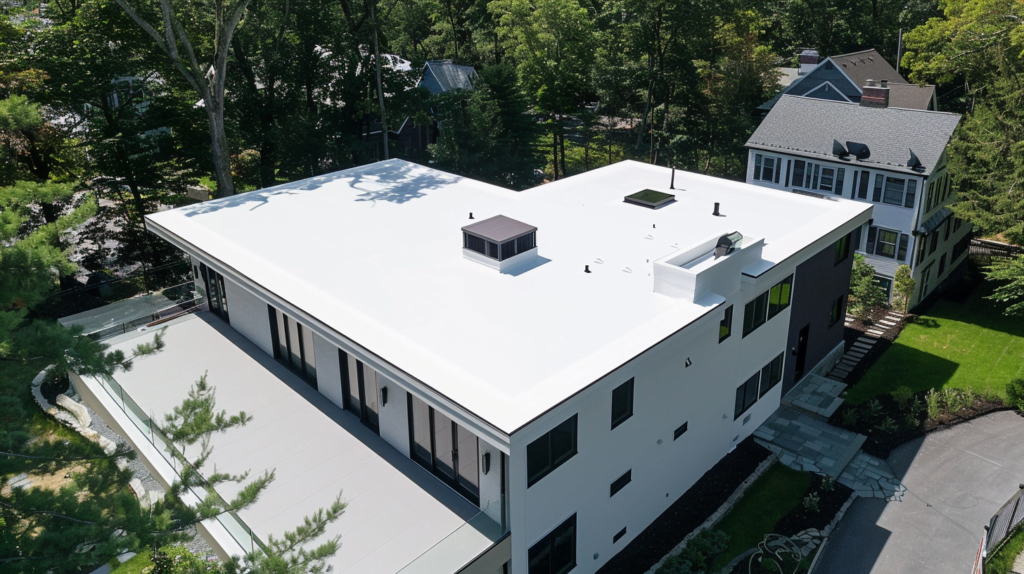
<box><xmin>832</xmin><ymin>139</ymin><xmax>849</xmax><ymax>158</ymax></box>
<box><xmin>846</xmin><ymin>141</ymin><xmax>870</xmax><ymax>160</ymax></box>
<box><xmin>907</xmin><ymin>148</ymin><xmax>923</xmax><ymax>170</ymax></box>
<box><xmin>625</xmin><ymin>189</ymin><xmax>675</xmax><ymax>209</ymax></box>
<box><xmin>714</xmin><ymin>232</ymin><xmax>743</xmax><ymax>259</ymax></box>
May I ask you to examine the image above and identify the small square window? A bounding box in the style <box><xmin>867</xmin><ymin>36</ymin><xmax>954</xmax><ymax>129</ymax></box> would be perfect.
<box><xmin>610</xmin><ymin>470</ymin><xmax>632</xmax><ymax>497</ymax></box>
<box><xmin>613</xmin><ymin>527</ymin><xmax>627</xmax><ymax>543</ymax></box>
<box><xmin>611</xmin><ymin>378</ymin><xmax>634</xmax><ymax>430</ymax></box>
<box><xmin>674</xmin><ymin>421</ymin><xmax>689</xmax><ymax>440</ymax></box>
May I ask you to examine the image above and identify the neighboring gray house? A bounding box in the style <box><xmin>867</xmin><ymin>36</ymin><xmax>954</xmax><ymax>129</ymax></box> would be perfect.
<box><xmin>760</xmin><ymin>49</ymin><xmax>937</xmax><ymax>112</ymax></box>
<box><xmin>421</xmin><ymin>59</ymin><xmax>477</xmax><ymax>95</ymax></box>
<box><xmin>744</xmin><ymin>94</ymin><xmax>966</xmax><ymax>308</ymax></box>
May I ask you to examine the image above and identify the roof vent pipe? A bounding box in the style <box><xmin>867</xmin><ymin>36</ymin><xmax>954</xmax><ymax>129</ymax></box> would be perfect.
<box><xmin>670</xmin><ymin>166</ymin><xmax>676</xmax><ymax>189</ymax></box>
<box><xmin>469</xmin><ymin>212</ymin><xmax>474</xmax><ymax>219</ymax></box>
<box><xmin>713</xmin><ymin>202</ymin><xmax>721</xmax><ymax>217</ymax></box>
<box><xmin>584</xmin><ymin>265</ymin><xmax>591</xmax><ymax>273</ymax></box>
<box><xmin>880</xmin><ymin>79</ymin><xmax>888</xmax><ymax>88</ymax></box>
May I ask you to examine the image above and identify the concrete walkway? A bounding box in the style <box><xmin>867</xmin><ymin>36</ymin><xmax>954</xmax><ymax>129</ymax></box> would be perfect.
<box><xmin>814</xmin><ymin>411</ymin><xmax>1024</xmax><ymax>574</ymax></box>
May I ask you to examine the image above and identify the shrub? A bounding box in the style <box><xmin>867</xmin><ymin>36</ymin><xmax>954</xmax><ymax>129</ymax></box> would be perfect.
<box><xmin>820</xmin><ymin>475</ymin><xmax>836</xmax><ymax>493</ymax></box>
<box><xmin>802</xmin><ymin>492</ymin><xmax>820</xmax><ymax>513</ymax></box>
<box><xmin>866</xmin><ymin>398</ymin><xmax>883</xmax><ymax>421</ymax></box>
<box><xmin>905</xmin><ymin>413</ymin><xmax>920</xmax><ymax>429</ymax></box>
<box><xmin>878</xmin><ymin>416</ymin><xmax>900</xmax><ymax>434</ymax></box>
<box><xmin>926</xmin><ymin>389</ymin><xmax>941</xmax><ymax>419</ymax></box>
<box><xmin>840</xmin><ymin>407</ymin><xmax>859</xmax><ymax>428</ymax></box>
<box><xmin>656</xmin><ymin>529</ymin><xmax>729</xmax><ymax>574</ymax></box>
<box><xmin>1007</xmin><ymin>378</ymin><xmax>1024</xmax><ymax>411</ymax></box>
<box><xmin>891</xmin><ymin>386</ymin><xmax>914</xmax><ymax>410</ymax></box>
<box><xmin>893</xmin><ymin>264</ymin><xmax>915</xmax><ymax>314</ymax></box>
<box><xmin>849</xmin><ymin>254</ymin><xmax>889</xmax><ymax>319</ymax></box>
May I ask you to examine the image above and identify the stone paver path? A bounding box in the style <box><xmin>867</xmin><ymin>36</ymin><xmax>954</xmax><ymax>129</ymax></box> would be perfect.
<box><xmin>754</xmin><ymin>407</ymin><xmax>865</xmax><ymax>478</ymax></box>
<box><xmin>841</xmin><ymin>452</ymin><xmax>906</xmax><ymax>501</ymax></box>
<box><xmin>782</xmin><ymin>373</ymin><xmax>847</xmax><ymax>419</ymax></box>
<box><xmin>827</xmin><ymin>309</ymin><xmax>904</xmax><ymax>383</ymax></box>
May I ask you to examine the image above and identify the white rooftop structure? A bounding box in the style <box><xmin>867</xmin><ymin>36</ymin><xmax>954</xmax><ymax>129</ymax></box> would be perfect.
<box><xmin>146</xmin><ymin>159</ymin><xmax>869</xmax><ymax>434</ymax></box>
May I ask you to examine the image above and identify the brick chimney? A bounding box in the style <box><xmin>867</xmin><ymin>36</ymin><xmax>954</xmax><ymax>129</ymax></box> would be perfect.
<box><xmin>798</xmin><ymin>49</ymin><xmax>820</xmax><ymax>76</ymax></box>
<box><xmin>860</xmin><ymin>79</ymin><xmax>890</xmax><ymax>108</ymax></box>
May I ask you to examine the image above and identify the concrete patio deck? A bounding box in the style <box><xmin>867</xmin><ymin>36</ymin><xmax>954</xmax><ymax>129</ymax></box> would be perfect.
<box><xmin>83</xmin><ymin>312</ymin><xmax>495</xmax><ymax>573</ymax></box>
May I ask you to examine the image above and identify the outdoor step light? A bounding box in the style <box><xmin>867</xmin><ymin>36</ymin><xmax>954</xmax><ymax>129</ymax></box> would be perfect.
<box><xmin>482</xmin><ymin>452</ymin><xmax>491</xmax><ymax>475</ymax></box>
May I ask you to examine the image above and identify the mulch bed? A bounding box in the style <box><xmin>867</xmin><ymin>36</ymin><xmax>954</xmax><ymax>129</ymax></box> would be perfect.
<box><xmin>774</xmin><ymin>475</ymin><xmax>853</xmax><ymax>537</ymax></box>
<box><xmin>924</xmin><ymin>404</ymin><xmax>1014</xmax><ymax>432</ymax></box>
<box><xmin>597</xmin><ymin>438</ymin><xmax>771</xmax><ymax>574</ymax></box>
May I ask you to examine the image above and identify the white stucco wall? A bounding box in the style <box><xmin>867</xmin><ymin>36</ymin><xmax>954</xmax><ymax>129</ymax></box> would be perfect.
<box><xmin>222</xmin><ymin>276</ymin><xmax>274</xmax><ymax>356</ymax></box>
<box><xmin>313</xmin><ymin>332</ymin><xmax>344</xmax><ymax>408</ymax></box>
<box><xmin>376</xmin><ymin>372</ymin><xmax>410</xmax><ymax>456</ymax></box>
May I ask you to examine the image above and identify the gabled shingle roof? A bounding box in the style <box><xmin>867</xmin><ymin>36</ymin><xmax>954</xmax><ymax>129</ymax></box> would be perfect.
<box><xmin>421</xmin><ymin>60</ymin><xmax>476</xmax><ymax>94</ymax></box>
<box><xmin>828</xmin><ymin>49</ymin><xmax>906</xmax><ymax>86</ymax></box>
<box><xmin>746</xmin><ymin>95</ymin><xmax>961</xmax><ymax>176</ymax></box>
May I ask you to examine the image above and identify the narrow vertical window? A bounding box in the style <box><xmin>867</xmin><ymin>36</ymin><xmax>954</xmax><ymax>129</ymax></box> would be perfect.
<box><xmin>719</xmin><ymin>305</ymin><xmax>733</xmax><ymax>343</ymax></box>
<box><xmin>611</xmin><ymin>379</ymin><xmax>634</xmax><ymax>429</ymax></box>
<box><xmin>872</xmin><ymin>174</ymin><xmax>884</xmax><ymax>202</ymax></box>
<box><xmin>754</xmin><ymin>154</ymin><xmax>763</xmax><ymax>180</ymax></box>
<box><xmin>905</xmin><ymin>180</ymin><xmax>917</xmax><ymax>208</ymax></box>
<box><xmin>858</xmin><ymin>170</ymin><xmax>870</xmax><ymax>199</ymax></box>
<box><xmin>834</xmin><ymin>168</ymin><xmax>845</xmax><ymax>196</ymax></box>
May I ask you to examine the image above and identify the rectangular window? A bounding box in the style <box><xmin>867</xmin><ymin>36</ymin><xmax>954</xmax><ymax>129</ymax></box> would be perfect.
<box><xmin>719</xmin><ymin>305</ymin><xmax>733</xmax><ymax>343</ymax></box>
<box><xmin>674</xmin><ymin>421</ymin><xmax>688</xmax><ymax>440</ymax></box>
<box><xmin>866</xmin><ymin>226</ymin><xmax>877</xmax><ymax>253</ymax></box>
<box><xmin>528</xmin><ymin>514</ymin><xmax>577</xmax><ymax>574</ymax></box>
<box><xmin>953</xmin><ymin>217</ymin><xmax>963</xmax><ymax>232</ymax></box>
<box><xmin>613</xmin><ymin>527</ymin><xmax>627</xmax><ymax>544</ymax></box>
<box><xmin>929</xmin><ymin>231</ymin><xmax>939</xmax><ymax>255</ymax></box>
<box><xmin>527</xmin><ymin>415</ymin><xmax>578</xmax><ymax>487</ymax></box>
<box><xmin>905</xmin><ymin>180</ymin><xmax>917</xmax><ymax>208</ymax></box>
<box><xmin>810</xmin><ymin>164</ymin><xmax>820</xmax><ymax>189</ymax></box>
<box><xmin>819</xmin><ymin>167</ymin><xmax>835</xmax><ymax>192</ymax></box>
<box><xmin>610</xmin><ymin>470</ymin><xmax>631</xmax><ymax>497</ymax></box>
<box><xmin>883</xmin><ymin>177</ymin><xmax>906</xmax><ymax>206</ymax></box>
<box><xmin>851</xmin><ymin>225</ymin><xmax>862</xmax><ymax>252</ymax></box>
<box><xmin>872</xmin><ymin>174</ymin><xmax>884</xmax><ymax>202</ymax></box>
<box><xmin>828</xmin><ymin>295</ymin><xmax>844</xmax><ymax>327</ymax></box>
<box><xmin>735</xmin><ymin>372</ymin><xmax>760</xmax><ymax>419</ymax></box>
<box><xmin>834</xmin><ymin>233</ymin><xmax>851</xmax><ymax>265</ymax></box>
<box><xmin>743</xmin><ymin>275</ymin><xmax>793</xmax><ymax>337</ymax></box>
<box><xmin>611</xmin><ymin>379</ymin><xmax>634</xmax><ymax>430</ymax></box>
<box><xmin>917</xmin><ymin>237</ymin><xmax>927</xmax><ymax>265</ymax></box>
<box><xmin>875</xmin><ymin>229</ymin><xmax>899</xmax><ymax>259</ymax></box>
<box><xmin>792</xmin><ymin>160</ymin><xmax>805</xmax><ymax>188</ymax></box>
<box><xmin>927</xmin><ymin>181</ymin><xmax>935</xmax><ymax>211</ymax></box>
<box><xmin>758</xmin><ymin>353</ymin><xmax>785</xmax><ymax>398</ymax></box>
<box><xmin>858</xmin><ymin>170</ymin><xmax>870</xmax><ymax>199</ymax></box>
<box><xmin>767</xmin><ymin>275</ymin><xmax>793</xmax><ymax>320</ymax></box>
<box><xmin>762</xmin><ymin>157</ymin><xmax>775</xmax><ymax>182</ymax></box>
<box><xmin>834</xmin><ymin>168</ymin><xmax>845</xmax><ymax>196</ymax></box>
<box><xmin>943</xmin><ymin>219</ymin><xmax>951</xmax><ymax>241</ymax></box>
<box><xmin>268</xmin><ymin>305</ymin><xmax>317</xmax><ymax>388</ymax></box>
<box><xmin>938</xmin><ymin>253</ymin><xmax>947</xmax><ymax>276</ymax></box>
<box><xmin>875</xmin><ymin>275</ymin><xmax>894</xmax><ymax>299</ymax></box>
<box><xmin>742</xmin><ymin>291</ymin><xmax>769</xmax><ymax>337</ymax></box>
<box><xmin>897</xmin><ymin>234</ymin><xmax>909</xmax><ymax>262</ymax></box>
<box><xmin>753</xmin><ymin>154</ymin><xmax>762</xmax><ymax>180</ymax></box>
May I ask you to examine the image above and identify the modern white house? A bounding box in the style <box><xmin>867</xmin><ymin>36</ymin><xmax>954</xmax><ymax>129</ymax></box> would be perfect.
<box><xmin>745</xmin><ymin>94</ymin><xmax>967</xmax><ymax>308</ymax></box>
<box><xmin>71</xmin><ymin>159</ymin><xmax>869</xmax><ymax>573</ymax></box>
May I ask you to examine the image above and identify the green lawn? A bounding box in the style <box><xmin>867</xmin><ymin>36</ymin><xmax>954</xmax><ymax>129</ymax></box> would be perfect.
<box><xmin>845</xmin><ymin>282</ymin><xmax>1024</xmax><ymax>405</ymax></box>
<box><xmin>110</xmin><ymin>551</ymin><xmax>153</xmax><ymax>574</ymax></box>
<box><xmin>986</xmin><ymin>527</ymin><xmax>1024</xmax><ymax>574</ymax></box>
<box><xmin>709</xmin><ymin>464</ymin><xmax>812</xmax><ymax>571</ymax></box>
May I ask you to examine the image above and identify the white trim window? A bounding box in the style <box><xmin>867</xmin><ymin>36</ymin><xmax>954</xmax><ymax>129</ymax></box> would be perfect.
<box><xmin>791</xmin><ymin>160</ymin><xmax>845</xmax><ymax>195</ymax></box>
<box><xmin>753</xmin><ymin>154</ymin><xmax>781</xmax><ymax>184</ymax></box>
<box><xmin>865</xmin><ymin>225</ymin><xmax>910</xmax><ymax>262</ymax></box>
<box><xmin>878</xmin><ymin>176</ymin><xmax>917</xmax><ymax>208</ymax></box>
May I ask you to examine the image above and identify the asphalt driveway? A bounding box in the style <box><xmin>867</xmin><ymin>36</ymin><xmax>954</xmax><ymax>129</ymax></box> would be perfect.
<box><xmin>814</xmin><ymin>410</ymin><xmax>1024</xmax><ymax>574</ymax></box>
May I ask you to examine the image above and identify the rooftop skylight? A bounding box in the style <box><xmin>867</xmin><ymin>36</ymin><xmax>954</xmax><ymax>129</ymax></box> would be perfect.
<box><xmin>624</xmin><ymin>189</ymin><xmax>675</xmax><ymax>209</ymax></box>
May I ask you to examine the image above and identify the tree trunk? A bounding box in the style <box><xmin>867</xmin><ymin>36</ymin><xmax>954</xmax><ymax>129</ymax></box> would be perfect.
<box><xmin>371</xmin><ymin>1</ymin><xmax>389</xmax><ymax>160</ymax></box>
<box><xmin>208</xmin><ymin>107</ymin><xmax>236</xmax><ymax>198</ymax></box>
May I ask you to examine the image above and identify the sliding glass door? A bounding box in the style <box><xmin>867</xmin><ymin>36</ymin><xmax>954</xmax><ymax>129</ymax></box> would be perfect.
<box><xmin>407</xmin><ymin>394</ymin><xmax>479</xmax><ymax>504</ymax></box>
<box><xmin>267</xmin><ymin>305</ymin><xmax>316</xmax><ymax>388</ymax></box>
<box><xmin>340</xmin><ymin>350</ymin><xmax>379</xmax><ymax>434</ymax></box>
<box><xmin>199</xmin><ymin>263</ymin><xmax>229</xmax><ymax>323</ymax></box>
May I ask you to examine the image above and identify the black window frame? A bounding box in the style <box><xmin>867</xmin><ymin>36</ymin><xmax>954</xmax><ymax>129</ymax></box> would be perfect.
<box><xmin>673</xmin><ymin>421</ymin><xmax>689</xmax><ymax>440</ymax></box>
<box><xmin>267</xmin><ymin>305</ymin><xmax>317</xmax><ymax>389</ymax></box>
<box><xmin>527</xmin><ymin>415</ymin><xmax>578</xmax><ymax>488</ymax></box>
<box><xmin>872</xmin><ymin>174</ymin><xmax>884</xmax><ymax>202</ymax></box>
<box><xmin>938</xmin><ymin>253</ymin><xmax>947</xmax><ymax>276</ymax></box>
<box><xmin>742</xmin><ymin>275</ymin><xmax>793</xmax><ymax>337</ymax></box>
<box><xmin>734</xmin><ymin>372</ymin><xmax>760</xmax><ymax>419</ymax></box>
<box><xmin>528</xmin><ymin>514</ymin><xmax>577</xmax><ymax>574</ymax></box>
<box><xmin>613</xmin><ymin>527</ymin><xmax>627</xmax><ymax>544</ymax></box>
<box><xmin>828</xmin><ymin>295</ymin><xmax>844</xmax><ymax>327</ymax></box>
<box><xmin>857</xmin><ymin>170</ymin><xmax>870</xmax><ymax>199</ymax></box>
<box><xmin>758</xmin><ymin>353</ymin><xmax>785</xmax><ymax>398</ymax></box>
<box><xmin>719</xmin><ymin>305</ymin><xmax>733</xmax><ymax>343</ymax></box>
<box><xmin>929</xmin><ymin>231</ymin><xmax>940</xmax><ymax>255</ymax></box>
<box><xmin>609</xmin><ymin>470</ymin><xmax>631</xmax><ymax>497</ymax></box>
<box><xmin>610</xmin><ymin>378</ymin><xmax>634</xmax><ymax>430</ymax></box>
<box><xmin>834</xmin><ymin>233</ymin><xmax>851</xmax><ymax>266</ymax></box>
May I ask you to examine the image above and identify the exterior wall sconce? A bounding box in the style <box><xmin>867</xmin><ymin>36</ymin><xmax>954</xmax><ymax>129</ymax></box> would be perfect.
<box><xmin>381</xmin><ymin>386</ymin><xmax>388</xmax><ymax>406</ymax></box>
<box><xmin>482</xmin><ymin>452</ymin><xmax>491</xmax><ymax>475</ymax></box>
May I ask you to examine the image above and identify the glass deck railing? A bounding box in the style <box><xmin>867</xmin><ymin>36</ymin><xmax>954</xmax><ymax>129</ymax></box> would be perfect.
<box><xmin>94</xmin><ymin>372</ymin><xmax>265</xmax><ymax>554</ymax></box>
<box><xmin>396</xmin><ymin>500</ymin><xmax>507</xmax><ymax>574</ymax></box>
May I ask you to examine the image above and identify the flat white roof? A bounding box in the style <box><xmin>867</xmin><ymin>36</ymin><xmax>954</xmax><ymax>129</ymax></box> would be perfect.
<box><xmin>147</xmin><ymin>160</ymin><xmax>869</xmax><ymax>433</ymax></box>
<box><xmin>103</xmin><ymin>315</ymin><xmax>491</xmax><ymax>572</ymax></box>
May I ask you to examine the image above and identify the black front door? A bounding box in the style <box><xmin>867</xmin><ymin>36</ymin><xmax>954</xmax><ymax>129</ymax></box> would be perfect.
<box><xmin>408</xmin><ymin>394</ymin><xmax>480</xmax><ymax>504</ymax></box>
<box><xmin>794</xmin><ymin>324</ymin><xmax>810</xmax><ymax>380</ymax></box>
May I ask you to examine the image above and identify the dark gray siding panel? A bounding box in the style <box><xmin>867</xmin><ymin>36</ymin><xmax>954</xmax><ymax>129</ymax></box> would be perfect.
<box><xmin>789</xmin><ymin>64</ymin><xmax>860</xmax><ymax>101</ymax></box>
<box><xmin>420</xmin><ymin>68</ymin><xmax>444</xmax><ymax>95</ymax></box>
<box><xmin>782</xmin><ymin>240</ymin><xmax>853</xmax><ymax>395</ymax></box>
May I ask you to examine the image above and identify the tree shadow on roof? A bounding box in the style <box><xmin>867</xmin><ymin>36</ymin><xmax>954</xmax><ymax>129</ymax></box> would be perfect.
<box><xmin>175</xmin><ymin>160</ymin><xmax>462</xmax><ymax>217</ymax></box>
